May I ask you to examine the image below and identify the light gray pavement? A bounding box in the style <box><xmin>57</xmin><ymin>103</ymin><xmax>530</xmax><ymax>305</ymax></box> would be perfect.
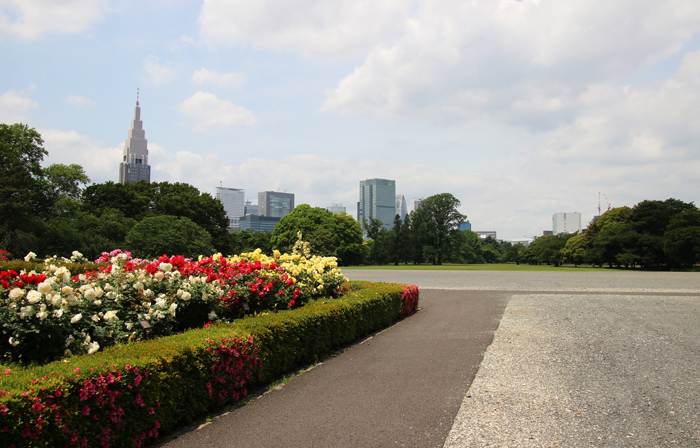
<box><xmin>350</xmin><ymin>270</ymin><xmax>700</xmax><ymax>447</ymax></box>
<box><xmin>343</xmin><ymin>269</ymin><xmax>700</xmax><ymax>293</ymax></box>
<box><xmin>162</xmin><ymin>270</ymin><xmax>700</xmax><ymax>447</ymax></box>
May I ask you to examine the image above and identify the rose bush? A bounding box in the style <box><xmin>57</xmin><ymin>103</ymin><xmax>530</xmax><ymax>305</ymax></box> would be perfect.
<box><xmin>1</xmin><ymin>242</ymin><xmax>348</xmax><ymax>364</ymax></box>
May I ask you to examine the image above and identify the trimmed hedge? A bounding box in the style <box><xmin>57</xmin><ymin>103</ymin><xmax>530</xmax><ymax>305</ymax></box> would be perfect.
<box><xmin>0</xmin><ymin>281</ymin><xmax>419</xmax><ymax>448</ymax></box>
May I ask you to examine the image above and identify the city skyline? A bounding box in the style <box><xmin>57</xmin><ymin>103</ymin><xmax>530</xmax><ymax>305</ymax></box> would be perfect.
<box><xmin>2</xmin><ymin>1</ymin><xmax>699</xmax><ymax>240</ymax></box>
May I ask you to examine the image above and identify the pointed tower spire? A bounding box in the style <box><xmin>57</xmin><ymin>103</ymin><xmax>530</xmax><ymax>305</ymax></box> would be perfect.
<box><xmin>119</xmin><ymin>89</ymin><xmax>151</xmax><ymax>184</ymax></box>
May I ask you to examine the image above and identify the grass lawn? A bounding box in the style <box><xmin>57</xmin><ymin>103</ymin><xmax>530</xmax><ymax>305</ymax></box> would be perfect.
<box><xmin>342</xmin><ymin>263</ymin><xmax>614</xmax><ymax>272</ymax></box>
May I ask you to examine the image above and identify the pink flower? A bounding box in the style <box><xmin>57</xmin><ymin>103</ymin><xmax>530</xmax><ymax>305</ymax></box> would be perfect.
<box><xmin>82</xmin><ymin>406</ymin><xmax>90</xmax><ymax>416</ymax></box>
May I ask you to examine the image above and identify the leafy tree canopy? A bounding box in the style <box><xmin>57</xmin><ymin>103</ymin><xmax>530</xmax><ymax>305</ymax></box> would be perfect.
<box><xmin>125</xmin><ymin>215</ymin><xmax>214</xmax><ymax>259</ymax></box>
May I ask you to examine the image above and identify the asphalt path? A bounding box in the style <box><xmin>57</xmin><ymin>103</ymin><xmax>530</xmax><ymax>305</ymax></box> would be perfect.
<box><xmin>161</xmin><ymin>270</ymin><xmax>700</xmax><ymax>448</ymax></box>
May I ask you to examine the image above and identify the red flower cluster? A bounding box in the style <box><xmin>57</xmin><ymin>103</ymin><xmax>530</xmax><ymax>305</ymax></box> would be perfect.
<box><xmin>0</xmin><ymin>250</ymin><xmax>11</xmax><ymax>262</ymax></box>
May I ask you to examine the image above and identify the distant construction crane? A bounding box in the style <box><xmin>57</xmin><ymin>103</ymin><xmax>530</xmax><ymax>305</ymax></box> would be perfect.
<box><xmin>598</xmin><ymin>192</ymin><xmax>612</xmax><ymax>216</ymax></box>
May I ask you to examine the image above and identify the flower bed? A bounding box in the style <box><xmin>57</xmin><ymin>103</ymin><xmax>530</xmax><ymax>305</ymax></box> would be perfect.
<box><xmin>0</xmin><ymin>281</ymin><xmax>419</xmax><ymax>448</ymax></box>
<box><xmin>1</xmin><ymin>245</ymin><xmax>347</xmax><ymax>364</ymax></box>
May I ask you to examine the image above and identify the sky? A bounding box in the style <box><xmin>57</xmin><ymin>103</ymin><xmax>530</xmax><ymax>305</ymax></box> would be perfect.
<box><xmin>1</xmin><ymin>0</ymin><xmax>699</xmax><ymax>241</ymax></box>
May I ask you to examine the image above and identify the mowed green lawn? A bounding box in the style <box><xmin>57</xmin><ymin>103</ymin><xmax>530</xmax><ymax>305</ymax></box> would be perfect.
<box><xmin>343</xmin><ymin>263</ymin><xmax>611</xmax><ymax>272</ymax></box>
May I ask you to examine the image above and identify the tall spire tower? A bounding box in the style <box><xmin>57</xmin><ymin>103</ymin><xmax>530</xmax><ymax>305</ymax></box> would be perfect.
<box><xmin>119</xmin><ymin>88</ymin><xmax>151</xmax><ymax>184</ymax></box>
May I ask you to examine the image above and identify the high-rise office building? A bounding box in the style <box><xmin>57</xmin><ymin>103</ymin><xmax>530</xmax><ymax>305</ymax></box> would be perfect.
<box><xmin>553</xmin><ymin>213</ymin><xmax>582</xmax><ymax>234</ymax></box>
<box><xmin>216</xmin><ymin>187</ymin><xmax>245</xmax><ymax>231</ymax></box>
<box><xmin>358</xmin><ymin>178</ymin><xmax>396</xmax><ymax>231</ymax></box>
<box><xmin>395</xmin><ymin>194</ymin><xmax>407</xmax><ymax>220</ymax></box>
<box><xmin>258</xmin><ymin>191</ymin><xmax>295</xmax><ymax>218</ymax></box>
<box><xmin>244</xmin><ymin>200</ymin><xmax>258</xmax><ymax>216</ymax></box>
<box><xmin>119</xmin><ymin>89</ymin><xmax>151</xmax><ymax>184</ymax></box>
<box><xmin>327</xmin><ymin>203</ymin><xmax>346</xmax><ymax>214</ymax></box>
<box><xmin>411</xmin><ymin>198</ymin><xmax>424</xmax><ymax>212</ymax></box>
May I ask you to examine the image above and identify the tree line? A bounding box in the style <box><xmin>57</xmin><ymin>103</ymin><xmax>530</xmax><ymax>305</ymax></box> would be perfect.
<box><xmin>532</xmin><ymin>198</ymin><xmax>699</xmax><ymax>269</ymax></box>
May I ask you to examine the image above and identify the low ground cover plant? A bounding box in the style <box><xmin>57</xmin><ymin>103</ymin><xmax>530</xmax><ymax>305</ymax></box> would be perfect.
<box><xmin>0</xmin><ymin>281</ymin><xmax>419</xmax><ymax>448</ymax></box>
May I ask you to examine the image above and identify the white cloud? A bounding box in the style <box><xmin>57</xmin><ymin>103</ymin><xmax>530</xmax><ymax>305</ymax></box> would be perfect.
<box><xmin>321</xmin><ymin>0</ymin><xmax>700</xmax><ymax>124</ymax></box>
<box><xmin>0</xmin><ymin>0</ymin><xmax>109</xmax><ymax>40</ymax></box>
<box><xmin>65</xmin><ymin>95</ymin><xmax>93</xmax><ymax>107</ymax></box>
<box><xmin>198</xmin><ymin>0</ymin><xmax>413</xmax><ymax>59</ymax></box>
<box><xmin>191</xmin><ymin>68</ymin><xmax>246</xmax><ymax>87</ymax></box>
<box><xmin>40</xmin><ymin>129</ymin><xmax>122</xmax><ymax>183</ymax></box>
<box><xmin>142</xmin><ymin>55</ymin><xmax>179</xmax><ymax>86</ymax></box>
<box><xmin>0</xmin><ymin>89</ymin><xmax>39</xmax><ymax>123</ymax></box>
<box><xmin>178</xmin><ymin>91</ymin><xmax>257</xmax><ymax>132</ymax></box>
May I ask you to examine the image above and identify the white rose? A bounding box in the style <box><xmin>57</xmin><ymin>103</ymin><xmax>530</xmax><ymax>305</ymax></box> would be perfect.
<box><xmin>53</xmin><ymin>309</ymin><xmax>64</xmax><ymax>318</ymax></box>
<box><xmin>70</xmin><ymin>313</ymin><xmax>82</xmax><ymax>323</ymax></box>
<box><xmin>159</xmin><ymin>262</ymin><xmax>173</xmax><ymax>272</ymax></box>
<box><xmin>154</xmin><ymin>271</ymin><xmax>164</xmax><ymax>281</ymax></box>
<box><xmin>19</xmin><ymin>306</ymin><xmax>34</xmax><ymax>318</ymax></box>
<box><xmin>125</xmin><ymin>322</ymin><xmax>133</xmax><ymax>330</ymax></box>
<box><xmin>86</xmin><ymin>341</ymin><xmax>100</xmax><ymax>355</ymax></box>
<box><xmin>9</xmin><ymin>288</ymin><xmax>25</xmax><ymax>300</ymax></box>
<box><xmin>133</xmin><ymin>282</ymin><xmax>144</xmax><ymax>291</ymax></box>
<box><xmin>54</xmin><ymin>267</ymin><xmax>71</xmax><ymax>283</ymax></box>
<box><xmin>181</xmin><ymin>291</ymin><xmax>191</xmax><ymax>301</ymax></box>
<box><xmin>61</xmin><ymin>286</ymin><xmax>73</xmax><ymax>295</ymax></box>
<box><xmin>36</xmin><ymin>311</ymin><xmax>48</xmax><ymax>320</ymax></box>
<box><xmin>155</xmin><ymin>298</ymin><xmax>167</xmax><ymax>309</ymax></box>
<box><xmin>37</xmin><ymin>282</ymin><xmax>52</xmax><ymax>294</ymax></box>
<box><xmin>143</xmin><ymin>289</ymin><xmax>153</xmax><ymax>297</ymax></box>
<box><xmin>208</xmin><ymin>310</ymin><xmax>218</xmax><ymax>320</ymax></box>
<box><xmin>83</xmin><ymin>288</ymin><xmax>96</xmax><ymax>301</ymax></box>
<box><xmin>8</xmin><ymin>337</ymin><xmax>20</xmax><ymax>346</ymax></box>
<box><xmin>93</xmin><ymin>300</ymin><xmax>102</xmax><ymax>306</ymax></box>
<box><xmin>26</xmin><ymin>290</ymin><xmax>42</xmax><ymax>304</ymax></box>
<box><xmin>94</xmin><ymin>287</ymin><xmax>104</xmax><ymax>298</ymax></box>
<box><xmin>24</xmin><ymin>252</ymin><xmax>36</xmax><ymax>262</ymax></box>
<box><xmin>103</xmin><ymin>284</ymin><xmax>113</xmax><ymax>291</ymax></box>
<box><xmin>91</xmin><ymin>314</ymin><xmax>100</xmax><ymax>322</ymax></box>
<box><xmin>169</xmin><ymin>303</ymin><xmax>178</xmax><ymax>314</ymax></box>
<box><xmin>103</xmin><ymin>310</ymin><xmax>118</xmax><ymax>321</ymax></box>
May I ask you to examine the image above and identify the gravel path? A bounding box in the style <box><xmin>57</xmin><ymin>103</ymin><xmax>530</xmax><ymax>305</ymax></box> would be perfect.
<box><xmin>443</xmin><ymin>293</ymin><xmax>700</xmax><ymax>447</ymax></box>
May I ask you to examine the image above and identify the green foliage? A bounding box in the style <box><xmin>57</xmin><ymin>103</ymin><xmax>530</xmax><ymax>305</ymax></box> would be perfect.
<box><xmin>0</xmin><ymin>123</ymin><xmax>47</xmax><ymax>255</ymax></box>
<box><xmin>416</xmin><ymin>193</ymin><xmax>467</xmax><ymax>265</ymax></box>
<box><xmin>125</xmin><ymin>215</ymin><xmax>215</xmax><ymax>259</ymax></box>
<box><xmin>230</xmin><ymin>229</ymin><xmax>273</xmax><ymax>255</ymax></box>
<box><xmin>522</xmin><ymin>233</ymin><xmax>574</xmax><ymax>266</ymax></box>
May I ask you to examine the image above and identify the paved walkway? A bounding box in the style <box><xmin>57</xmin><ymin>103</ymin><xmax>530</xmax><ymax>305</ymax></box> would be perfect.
<box><xmin>161</xmin><ymin>271</ymin><xmax>700</xmax><ymax>447</ymax></box>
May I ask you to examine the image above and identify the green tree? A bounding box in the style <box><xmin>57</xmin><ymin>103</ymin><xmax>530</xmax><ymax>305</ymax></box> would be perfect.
<box><xmin>271</xmin><ymin>205</ymin><xmax>337</xmax><ymax>253</ymax></box>
<box><xmin>419</xmin><ymin>193</ymin><xmax>467</xmax><ymax>265</ymax></box>
<box><xmin>230</xmin><ymin>230</ymin><xmax>273</xmax><ymax>255</ymax></box>
<box><xmin>125</xmin><ymin>215</ymin><xmax>215</xmax><ymax>259</ymax></box>
<box><xmin>0</xmin><ymin>123</ymin><xmax>47</xmax><ymax>255</ymax></box>
<box><xmin>363</xmin><ymin>217</ymin><xmax>384</xmax><ymax>265</ymax></box>
<box><xmin>332</xmin><ymin>212</ymin><xmax>365</xmax><ymax>266</ymax></box>
<box><xmin>561</xmin><ymin>233</ymin><xmax>589</xmax><ymax>267</ymax></box>
<box><xmin>388</xmin><ymin>214</ymin><xmax>404</xmax><ymax>265</ymax></box>
<box><xmin>664</xmin><ymin>208</ymin><xmax>700</xmax><ymax>268</ymax></box>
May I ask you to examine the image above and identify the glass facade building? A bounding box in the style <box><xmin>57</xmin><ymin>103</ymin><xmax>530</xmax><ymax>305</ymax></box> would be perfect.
<box><xmin>358</xmin><ymin>178</ymin><xmax>396</xmax><ymax>232</ymax></box>
<box><xmin>258</xmin><ymin>191</ymin><xmax>294</xmax><ymax>218</ymax></box>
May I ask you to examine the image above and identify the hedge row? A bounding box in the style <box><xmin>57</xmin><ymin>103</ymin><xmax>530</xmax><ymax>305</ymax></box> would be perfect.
<box><xmin>0</xmin><ymin>281</ymin><xmax>419</xmax><ymax>448</ymax></box>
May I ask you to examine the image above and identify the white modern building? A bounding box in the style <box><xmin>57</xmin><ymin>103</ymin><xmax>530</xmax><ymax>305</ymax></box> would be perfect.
<box><xmin>119</xmin><ymin>89</ymin><xmax>151</xmax><ymax>184</ymax></box>
<box><xmin>396</xmin><ymin>194</ymin><xmax>408</xmax><ymax>220</ymax></box>
<box><xmin>216</xmin><ymin>187</ymin><xmax>245</xmax><ymax>231</ymax></box>
<box><xmin>327</xmin><ymin>203</ymin><xmax>346</xmax><ymax>214</ymax></box>
<box><xmin>411</xmin><ymin>198</ymin><xmax>424</xmax><ymax>212</ymax></box>
<box><xmin>553</xmin><ymin>212</ymin><xmax>582</xmax><ymax>234</ymax></box>
<box><xmin>358</xmin><ymin>178</ymin><xmax>396</xmax><ymax>231</ymax></box>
